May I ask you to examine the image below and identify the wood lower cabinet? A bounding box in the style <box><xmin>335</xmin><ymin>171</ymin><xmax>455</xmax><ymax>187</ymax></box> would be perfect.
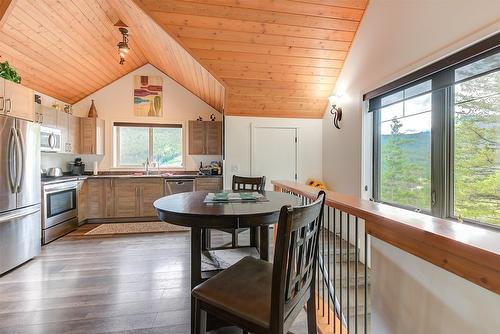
<box><xmin>195</xmin><ymin>177</ymin><xmax>223</xmax><ymax>191</ymax></box>
<box><xmin>139</xmin><ymin>179</ymin><xmax>164</xmax><ymax>217</ymax></box>
<box><xmin>113</xmin><ymin>179</ymin><xmax>140</xmax><ymax>218</ymax></box>
<box><xmin>83</xmin><ymin>178</ymin><xmax>164</xmax><ymax>221</ymax></box>
<box><xmin>77</xmin><ymin>180</ymin><xmax>88</xmax><ymax>224</ymax></box>
<box><xmin>87</xmin><ymin>178</ymin><xmax>114</xmax><ymax>219</ymax></box>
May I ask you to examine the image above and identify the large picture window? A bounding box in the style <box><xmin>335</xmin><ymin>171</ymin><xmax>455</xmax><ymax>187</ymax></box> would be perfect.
<box><xmin>372</xmin><ymin>42</ymin><xmax>499</xmax><ymax>227</ymax></box>
<box><xmin>114</xmin><ymin>123</ymin><xmax>183</xmax><ymax>168</ymax></box>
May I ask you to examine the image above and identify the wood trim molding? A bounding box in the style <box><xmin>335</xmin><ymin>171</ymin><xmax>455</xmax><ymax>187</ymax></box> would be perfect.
<box><xmin>272</xmin><ymin>180</ymin><xmax>500</xmax><ymax>294</ymax></box>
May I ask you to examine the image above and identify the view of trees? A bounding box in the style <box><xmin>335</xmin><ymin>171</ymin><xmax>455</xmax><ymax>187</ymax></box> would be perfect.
<box><xmin>118</xmin><ymin>127</ymin><xmax>182</xmax><ymax>167</ymax></box>
<box><xmin>380</xmin><ymin>117</ymin><xmax>431</xmax><ymax>210</ymax></box>
<box><xmin>379</xmin><ymin>70</ymin><xmax>499</xmax><ymax>226</ymax></box>
<box><xmin>454</xmin><ymin>71</ymin><xmax>499</xmax><ymax>225</ymax></box>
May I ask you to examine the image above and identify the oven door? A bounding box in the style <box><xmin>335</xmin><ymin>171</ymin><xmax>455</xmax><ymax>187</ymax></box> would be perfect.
<box><xmin>43</xmin><ymin>182</ymin><xmax>78</xmax><ymax>228</ymax></box>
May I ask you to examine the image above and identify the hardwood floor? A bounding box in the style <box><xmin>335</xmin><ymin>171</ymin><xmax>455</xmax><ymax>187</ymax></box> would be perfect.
<box><xmin>0</xmin><ymin>225</ymin><xmax>308</xmax><ymax>333</ymax></box>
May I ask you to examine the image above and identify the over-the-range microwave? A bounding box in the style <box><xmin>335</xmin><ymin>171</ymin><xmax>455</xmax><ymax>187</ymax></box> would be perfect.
<box><xmin>40</xmin><ymin>126</ymin><xmax>62</xmax><ymax>152</ymax></box>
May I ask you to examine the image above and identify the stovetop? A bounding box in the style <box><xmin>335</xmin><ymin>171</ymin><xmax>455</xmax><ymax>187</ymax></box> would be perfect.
<box><xmin>41</xmin><ymin>175</ymin><xmax>87</xmax><ymax>185</ymax></box>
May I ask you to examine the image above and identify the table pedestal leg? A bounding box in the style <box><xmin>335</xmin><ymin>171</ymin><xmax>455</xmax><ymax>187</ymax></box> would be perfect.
<box><xmin>260</xmin><ymin>225</ymin><xmax>269</xmax><ymax>261</ymax></box>
<box><xmin>191</xmin><ymin>227</ymin><xmax>202</xmax><ymax>334</ymax></box>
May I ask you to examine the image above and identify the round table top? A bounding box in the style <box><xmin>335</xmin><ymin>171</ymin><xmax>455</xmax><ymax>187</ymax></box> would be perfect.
<box><xmin>153</xmin><ymin>190</ymin><xmax>302</xmax><ymax>228</ymax></box>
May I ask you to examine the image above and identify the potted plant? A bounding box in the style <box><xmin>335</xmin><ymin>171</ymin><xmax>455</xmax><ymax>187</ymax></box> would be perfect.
<box><xmin>0</xmin><ymin>61</ymin><xmax>21</xmax><ymax>83</ymax></box>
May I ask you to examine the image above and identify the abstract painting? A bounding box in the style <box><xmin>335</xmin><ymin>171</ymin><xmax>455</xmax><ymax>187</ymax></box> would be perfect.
<box><xmin>134</xmin><ymin>76</ymin><xmax>163</xmax><ymax>117</ymax></box>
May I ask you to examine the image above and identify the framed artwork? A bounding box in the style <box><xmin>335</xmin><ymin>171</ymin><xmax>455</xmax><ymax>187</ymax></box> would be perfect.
<box><xmin>134</xmin><ymin>75</ymin><xmax>163</xmax><ymax>117</ymax></box>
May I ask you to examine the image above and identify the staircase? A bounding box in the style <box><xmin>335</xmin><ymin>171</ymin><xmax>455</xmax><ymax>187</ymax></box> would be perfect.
<box><xmin>317</xmin><ymin>228</ymin><xmax>371</xmax><ymax>334</ymax></box>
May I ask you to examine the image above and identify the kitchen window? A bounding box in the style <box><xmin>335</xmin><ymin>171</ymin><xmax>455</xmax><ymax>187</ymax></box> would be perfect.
<box><xmin>113</xmin><ymin>123</ymin><xmax>183</xmax><ymax>168</ymax></box>
<box><xmin>370</xmin><ymin>37</ymin><xmax>499</xmax><ymax>228</ymax></box>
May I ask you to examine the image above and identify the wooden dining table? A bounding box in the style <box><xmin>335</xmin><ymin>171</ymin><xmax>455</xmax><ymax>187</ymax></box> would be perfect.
<box><xmin>153</xmin><ymin>190</ymin><xmax>302</xmax><ymax>333</ymax></box>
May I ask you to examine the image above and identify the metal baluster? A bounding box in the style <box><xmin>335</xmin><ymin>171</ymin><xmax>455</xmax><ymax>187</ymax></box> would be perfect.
<box><xmin>355</xmin><ymin>217</ymin><xmax>359</xmax><ymax>334</ymax></box>
<box><xmin>327</xmin><ymin>206</ymin><xmax>330</xmax><ymax>324</ymax></box>
<box><xmin>354</xmin><ymin>217</ymin><xmax>359</xmax><ymax>334</ymax></box>
<box><xmin>322</xmin><ymin>203</ymin><xmax>325</xmax><ymax>317</ymax></box>
<box><xmin>333</xmin><ymin>207</ymin><xmax>336</xmax><ymax>334</ymax></box>
<box><xmin>364</xmin><ymin>231</ymin><xmax>368</xmax><ymax>334</ymax></box>
<box><xmin>340</xmin><ymin>211</ymin><xmax>343</xmax><ymax>334</ymax></box>
<box><xmin>347</xmin><ymin>214</ymin><xmax>350</xmax><ymax>333</ymax></box>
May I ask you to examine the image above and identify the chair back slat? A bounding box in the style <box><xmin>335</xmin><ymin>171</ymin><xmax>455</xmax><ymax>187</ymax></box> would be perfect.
<box><xmin>271</xmin><ymin>191</ymin><xmax>325</xmax><ymax>333</ymax></box>
<box><xmin>232</xmin><ymin>175</ymin><xmax>266</xmax><ymax>191</ymax></box>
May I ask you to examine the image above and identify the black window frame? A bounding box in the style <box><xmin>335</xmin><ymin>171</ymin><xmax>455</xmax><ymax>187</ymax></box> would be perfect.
<box><xmin>370</xmin><ymin>34</ymin><xmax>500</xmax><ymax>229</ymax></box>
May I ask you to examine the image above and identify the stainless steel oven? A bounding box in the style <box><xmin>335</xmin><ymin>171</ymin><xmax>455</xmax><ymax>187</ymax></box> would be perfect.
<box><xmin>42</xmin><ymin>181</ymin><xmax>78</xmax><ymax>244</ymax></box>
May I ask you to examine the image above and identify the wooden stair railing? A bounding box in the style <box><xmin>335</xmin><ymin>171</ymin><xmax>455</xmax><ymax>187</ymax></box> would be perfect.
<box><xmin>273</xmin><ymin>180</ymin><xmax>500</xmax><ymax>334</ymax></box>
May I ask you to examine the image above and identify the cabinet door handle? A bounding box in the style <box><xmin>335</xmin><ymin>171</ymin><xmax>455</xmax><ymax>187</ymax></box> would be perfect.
<box><xmin>5</xmin><ymin>99</ymin><xmax>12</xmax><ymax>113</ymax></box>
<box><xmin>0</xmin><ymin>97</ymin><xmax>4</xmax><ymax>112</ymax></box>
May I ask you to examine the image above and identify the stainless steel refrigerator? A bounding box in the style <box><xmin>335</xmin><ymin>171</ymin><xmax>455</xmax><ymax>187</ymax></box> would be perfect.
<box><xmin>0</xmin><ymin>114</ymin><xmax>41</xmax><ymax>275</ymax></box>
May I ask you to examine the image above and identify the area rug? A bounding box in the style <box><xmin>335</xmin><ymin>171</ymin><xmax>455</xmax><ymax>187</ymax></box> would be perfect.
<box><xmin>85</xmin><ymin>222</ymin><xmax>190</xmax><ymax>235</ymax></box>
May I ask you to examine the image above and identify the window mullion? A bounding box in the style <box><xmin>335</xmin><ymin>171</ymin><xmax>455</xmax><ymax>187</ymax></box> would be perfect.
<box><xmin>430</xmin><ymin>71</ymin><xmax>453</xmax><ymax>218</ymax></box>
<box><xmin>148</xmin><ymin>128</ymin><xmax>153</xmax><ymax>162</ymax></box>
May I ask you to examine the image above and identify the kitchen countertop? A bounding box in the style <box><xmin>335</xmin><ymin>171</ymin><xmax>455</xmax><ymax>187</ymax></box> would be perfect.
<box><xmin>41</xmin><ymin>173</ymin><xmax>222</xmax><ymax>185</ymax></box>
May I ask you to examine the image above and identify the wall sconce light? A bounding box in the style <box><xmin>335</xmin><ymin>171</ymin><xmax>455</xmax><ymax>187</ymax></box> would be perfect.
<box><xmin>115</xmin><ymin>21</ymin><xmax>129</xmax><ymax>65</ymax></box>
<box><xmin>328</xmin><ymin>94</ymin><xmax>343</xmax><ymax>129</ymax></box>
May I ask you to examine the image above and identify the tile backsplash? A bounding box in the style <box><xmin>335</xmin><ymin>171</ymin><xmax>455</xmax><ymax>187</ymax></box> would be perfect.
<box><xmin>41</xmin><ymin>153</ymin><xmax>102</xmax><ymax>173</ymax></box>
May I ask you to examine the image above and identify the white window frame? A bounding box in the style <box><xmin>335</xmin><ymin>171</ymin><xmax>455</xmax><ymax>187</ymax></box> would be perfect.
<box><xmin>113</xmin><ymin>123</ymin><xmax>184</xmax><ymax>169</ymax></box>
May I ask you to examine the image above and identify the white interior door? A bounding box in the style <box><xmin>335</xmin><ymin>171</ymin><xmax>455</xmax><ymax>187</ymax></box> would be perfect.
<box><xmin>251</xmin><ymin>126</ymin><xmax>297</xmax><ymax>190</ymax></box>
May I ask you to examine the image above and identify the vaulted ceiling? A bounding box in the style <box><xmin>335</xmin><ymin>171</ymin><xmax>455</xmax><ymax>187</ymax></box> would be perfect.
<box><xmin>0</xmin><ymin>0</ymin><xmax>368</xmax><ymax>118</ymax></box>
<box><xmin>135</xmin><ymin>0</ymin><xmax>368</xmax><ymax>118</ymax></box>
<box><xmin>0</xmin><ymin>0</ymin><xmax>224</xmax><ymax>111</ymax></box>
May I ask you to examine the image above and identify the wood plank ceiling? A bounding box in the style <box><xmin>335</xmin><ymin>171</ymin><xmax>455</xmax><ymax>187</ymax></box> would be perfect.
<box><xmin>0</xmin><ymin>0</ymin><xmax>225</xmax><ymax>111</ymax></box>
<box><xmin>134</xmin><ymin>0</ymin><xmax>368</xmax><ymax>118</ymax></box>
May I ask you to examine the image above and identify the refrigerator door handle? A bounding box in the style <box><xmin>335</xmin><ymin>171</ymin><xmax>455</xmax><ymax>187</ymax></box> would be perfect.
<box><xmin>15</xmin><ymin>128</ymin><xmax>25</xmax><ymax>192</ymax></box>
<box><xmin>0</xmin><ymin>204</ymin><xmax>40</xmax><ymax>224</ymax></box>
<box><xmin>7</xmin><ymin>127</ymin><xmax>17</xmax><ymax>193</ymax></box>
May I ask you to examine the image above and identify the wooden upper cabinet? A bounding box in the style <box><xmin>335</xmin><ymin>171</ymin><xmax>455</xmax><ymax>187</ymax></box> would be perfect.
<box><xmin>0</xmin><ymin>79</ymin><xmax>35</xmax><ymax>122</ymax></box>
<box><xmin>57</xmin><ymin>111</ymin><xmax>69</xmax><ymax>151</ymax></box>
<box><xmin>81</xmin><ymin>117</ymin><xmax>105</xmax><ymax>155</ymax></box>
<box><xmin>189</xmin><ymin>120</ymin><xmax>206</xmax><ymax>155</ymax></box>
<box><xmin>206</xmin><ymin>122</ymin><xmax>222</xmax><ymax>155</ymax></box>
<box><xmin>188</xmin><ymin>121</ymin><xmax>222</xmax><ymax>155</ymax></box>
<box><xmin>40</xmin><ymin>105</ymin><xmax>58</xmax><ymax>128</ymax></box>
<box><xmin>68</xmin><ymin>115</ymin><xmax>80</xmax><ymax>154</ymax></box>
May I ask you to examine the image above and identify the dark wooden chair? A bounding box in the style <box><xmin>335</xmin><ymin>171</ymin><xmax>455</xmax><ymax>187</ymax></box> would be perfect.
<box><xmin>193</xmin><ymin>191</ymin><xmax>326</xmax><ymax>334</ymax></box>
<box><xmin>203</xmin><ymin>175</ymin><xmax>266</xmax><ymax>249</ymax></box>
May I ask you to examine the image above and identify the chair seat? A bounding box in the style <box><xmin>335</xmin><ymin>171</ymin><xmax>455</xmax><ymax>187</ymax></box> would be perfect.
<box><xmin>192</xmin><ymin>256</ymin><xmax>273</xmax><ymax>329</ymax></box>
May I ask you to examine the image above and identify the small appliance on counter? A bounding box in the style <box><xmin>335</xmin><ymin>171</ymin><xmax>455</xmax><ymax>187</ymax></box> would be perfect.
<box><xmin>68</xmin><ymin>158</ymin><xmax>85</xmax><ymax>176</ymax></box>
<box><xmin>198</xmin><ymin>161</ymin><xmax>223</xmax><ymax>175</ymax></box>
<box><xmin>47</xmin><ymin>167</ymin><xmax>63</xmax><ymax>177</ymax></box>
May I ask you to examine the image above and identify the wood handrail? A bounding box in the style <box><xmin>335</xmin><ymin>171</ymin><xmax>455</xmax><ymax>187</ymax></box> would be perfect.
<box><xmin>272</xmin><ymin>180</ymin><xmax>500</xmax><ymax>294</ymax></box>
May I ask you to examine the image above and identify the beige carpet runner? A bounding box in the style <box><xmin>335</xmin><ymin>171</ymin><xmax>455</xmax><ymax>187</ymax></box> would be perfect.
<box><xmin>85</xmin><ymin>222</ymin><xmax>190</xmax><ymax>235</ymax></box>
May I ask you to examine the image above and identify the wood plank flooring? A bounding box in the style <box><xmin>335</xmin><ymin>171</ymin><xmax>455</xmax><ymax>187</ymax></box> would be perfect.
<box><xmin>0</xmin><ymin>224</ymin><xmax>308</xmax><ymax>333</ymax></box>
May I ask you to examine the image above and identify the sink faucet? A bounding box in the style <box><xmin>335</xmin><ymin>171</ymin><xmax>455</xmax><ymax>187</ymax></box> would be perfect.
<box><xmin>144</xmin><ymin>158</ymin><xmax>150</xmax><ymax>175</ymax></box>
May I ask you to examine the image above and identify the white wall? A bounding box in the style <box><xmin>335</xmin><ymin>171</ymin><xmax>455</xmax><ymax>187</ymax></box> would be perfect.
<box><xmin>372</xmin><ymin>238</ymin><xmax>500</xmax><ymax>334</ymax></box>
<box><xmin>224</xmin><ymin>116</ymin><xmax>322</xmax><ymax>188</ymax></box>
<box><xmin>322</xmin><ymin>1</ymin><xmax>500</xmax><ymax>333</ymax></box>
<box><xmin>322</xmin><ymin>0</ymin><xmax>500</xmax><ymax>198</ymax></box>
<box><xmin>42</xmin><ymin>63</ymin><xmax>222</xmax><ymax>172</ymax></box>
